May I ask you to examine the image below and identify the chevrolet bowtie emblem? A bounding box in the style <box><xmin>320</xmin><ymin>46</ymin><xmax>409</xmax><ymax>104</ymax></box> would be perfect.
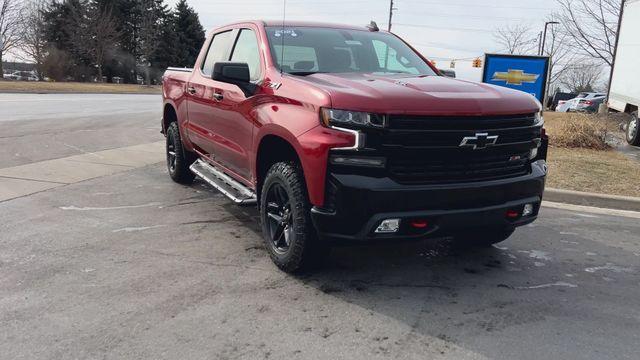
<box><xmin>460</xmin><ymin>133</ymin><xmax>499</xmax><ymax>150</ymax></box>
<box><xmin>491</xmin><ymin>69</ymin><xmax>539</xmax><ymax>85</ymax></box>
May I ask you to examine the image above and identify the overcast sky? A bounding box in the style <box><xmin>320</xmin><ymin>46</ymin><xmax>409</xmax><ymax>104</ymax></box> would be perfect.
<box><xmin>169</xmin><ymin>0</ymin><xmax>562</xmax><ymax>80</ymax></box>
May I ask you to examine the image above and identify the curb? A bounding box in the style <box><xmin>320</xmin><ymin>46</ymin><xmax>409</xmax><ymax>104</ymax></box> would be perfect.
<box><xmin>545</xmin><ymin>188</ymin><xmax>640</xmax><ymax>212</ymax></box>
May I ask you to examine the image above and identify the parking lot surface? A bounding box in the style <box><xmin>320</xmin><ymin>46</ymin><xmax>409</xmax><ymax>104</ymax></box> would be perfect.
<box><xmin>1</xmin><ymin>94</ymin><xmax>639</xmax><ymax>359</ymax></box>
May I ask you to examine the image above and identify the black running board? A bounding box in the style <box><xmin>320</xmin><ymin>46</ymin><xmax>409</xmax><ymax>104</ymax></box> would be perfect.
<box><xmin>190</xmin><ymin>159</ymin><xmax>257</xmax><ymax>205</ymax></box>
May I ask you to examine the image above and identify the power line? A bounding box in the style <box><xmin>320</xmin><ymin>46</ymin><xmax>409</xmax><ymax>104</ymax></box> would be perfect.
<box><xmin>398</xmin><ymin>0</ymin><xmax>551</xmax><ymax>11</ymax></box>
<box><xmin>396</xmin><ymin>11</ymin><xmax>535</xmax><ymax>22</ymax></box>
<box><xmin>410</xmin><ymin>41</ymin><xmax>488</xmax><ymax>54</ymax></box>
<box><xmin>392</xmin><ymin>22</ymin><xmax>495</xmax><ymax>33</ymax></box>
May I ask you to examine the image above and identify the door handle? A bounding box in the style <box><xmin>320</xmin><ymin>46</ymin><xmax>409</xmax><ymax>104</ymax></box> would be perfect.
<box><xmin>212</xmin><ymin>93</ymin><xmax>224</xmax><ymax>101</ymax></box>
<box><xmin>187</xmin><ymin>87</ymin><xmax>196</xmax><ymax>95</ymax></box>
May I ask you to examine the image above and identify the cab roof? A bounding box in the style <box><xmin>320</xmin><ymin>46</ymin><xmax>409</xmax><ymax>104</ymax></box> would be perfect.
<box><xmin>232</xmin><ymin>20</ymin><xmax>375</xmax><ymax>31</ymax></box>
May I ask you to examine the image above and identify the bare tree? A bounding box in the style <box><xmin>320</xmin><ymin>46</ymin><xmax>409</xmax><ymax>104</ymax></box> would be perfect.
<box><xmin>556</xmin><ymin>0</ymin><xmax>621</xmax><ymax>67</ymax></box>
<box><xmin>560</xmin><ymin>61</ymin><xmax>605</xmax><ymax>93</ymax></box>
<box><xmin>493</xmin><ymin>24</ymin><xmax>538</xmax><ymax>55</ymax></box>
<box><xmin>70</xmin><ymin>4</ymin><xmax>120</xmax><ymax>82</ymax></box>
<box><xmin>17</xmin><ymin>0</ymin><xmax>47</xmax><ymax>80</ymax></box>
<box><xmin>0</xmin><ymin>0</ymin><xmax>23</xmax><ymax>78</ymax></box>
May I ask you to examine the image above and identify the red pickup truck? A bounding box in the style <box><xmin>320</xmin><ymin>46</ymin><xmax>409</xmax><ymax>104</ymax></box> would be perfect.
<box><xmin>162</xmin><ymin>20</ymin><xmax>548</xmax><ymax>272</ymax></box>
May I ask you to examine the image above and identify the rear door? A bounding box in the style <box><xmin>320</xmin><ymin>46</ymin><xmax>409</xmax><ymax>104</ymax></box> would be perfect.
<box><xmin>186</xmin><ymin>29</ymin><xmax>236</xmax><ymax>156</ymax></box>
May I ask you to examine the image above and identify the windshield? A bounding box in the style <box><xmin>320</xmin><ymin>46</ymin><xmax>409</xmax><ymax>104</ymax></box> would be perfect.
<box><xmin>265</xmin><ymin>26</ymin><xmax>437</xmax><ymax>76</ymax></box>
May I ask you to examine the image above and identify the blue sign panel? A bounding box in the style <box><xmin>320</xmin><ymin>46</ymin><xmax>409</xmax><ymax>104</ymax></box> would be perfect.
<box><xmin>482</xmin><ymin>54</ymin><xmax>550</xmax><ymax>103</ymax></box>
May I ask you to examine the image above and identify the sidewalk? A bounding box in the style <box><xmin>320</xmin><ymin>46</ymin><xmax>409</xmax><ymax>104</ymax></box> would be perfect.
<box><xmin>0</xmin><ymin>142</ymin><xmax>164</xmax><ymax>202</ymax></box>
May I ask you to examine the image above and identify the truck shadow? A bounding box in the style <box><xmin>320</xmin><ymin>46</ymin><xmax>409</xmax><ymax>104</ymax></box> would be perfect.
<box><xmin>300</xmin><ymin>239</ymin><xmax>572</xmax><ymax>358</ymax></box>
<box><xmin>220</xmin><ymin>195</ymin><xmax>579</xmax><ymax>357</ymax></box>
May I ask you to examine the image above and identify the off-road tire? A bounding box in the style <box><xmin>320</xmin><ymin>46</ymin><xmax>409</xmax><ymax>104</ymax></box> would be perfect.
<box><xmin>166</xmin><ymin>122</ymin><xmax>196</xmax><ymax>184</ymax></box>
<box><xmin>453</xmin><ymin>227</ymin><xmax>515</xmax><ymax>248</ymax></box>
<box><xmin>260</xmin><ymin>161</ymin><xmax>329</xmax><ymax>273</ymax></box>
<box><xmin>626</xmin><ymin>111</ymin><xmax>640</xmax><ymax>146</ymax></box>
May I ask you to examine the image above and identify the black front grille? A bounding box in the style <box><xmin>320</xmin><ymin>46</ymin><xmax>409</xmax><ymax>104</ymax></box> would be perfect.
<box><xmin>387</xmin><ymin>149</ymin><xmax>531</xmax><ymax>184</ymax></box>
<box><xmin>363</xmin><ymin>113</ymin><xmax>540</xmax><ymax>184</ymax></box>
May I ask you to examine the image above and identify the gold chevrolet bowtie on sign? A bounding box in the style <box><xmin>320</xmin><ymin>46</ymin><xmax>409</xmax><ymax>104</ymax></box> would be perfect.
<box><xmin>491</xmin><ymin>69</ymin><xmax>539</xmax><ymax>85</ymax></box>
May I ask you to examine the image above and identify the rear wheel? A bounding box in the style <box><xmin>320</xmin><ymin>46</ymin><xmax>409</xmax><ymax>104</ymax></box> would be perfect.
<box><xmin>166</xmin><ymin>122</ymin><xmax>196</xmax><ymax>184</ymax></box>
<box><xmin>453</xmin><ymin>227</ymin><xmax>515</xmax><ymax>248</ymax></box>
<box><xmin>627</xmin><ymin>112</ymin><xmax>639</xmax><ymax>146</ymax></box>
<box><xmin>260</xmin><ymin>161</ymin><xmax>328</xmax><ymax>273</ymax></box>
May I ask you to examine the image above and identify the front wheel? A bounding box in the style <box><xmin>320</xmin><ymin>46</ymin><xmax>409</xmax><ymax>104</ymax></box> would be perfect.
<box><xmin>453</xmin><ymin>227</ymin><xmax>515</xmax><ymax>248</ymax></box>
<box><xmin>627</xmin><ymin>112</ymin><xmax>639</xmax><ymax>146</ymax></box>
<box><xmin>260</xmin><ymin>162</ymin><xmax>328</xmax><ymax>273</ymax></box>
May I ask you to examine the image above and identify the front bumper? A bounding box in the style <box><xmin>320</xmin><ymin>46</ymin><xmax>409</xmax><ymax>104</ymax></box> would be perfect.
<box><xmin>311</xmin><ymin>160</ymin><xmax>547</xmax><ymax>242</ymax></box>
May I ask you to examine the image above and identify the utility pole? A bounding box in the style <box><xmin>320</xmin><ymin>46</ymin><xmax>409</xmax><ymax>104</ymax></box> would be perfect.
<box><xmin>387</xmin><ymin>0</ymin><xmax>394</xmax><ymax>32</ymax></box>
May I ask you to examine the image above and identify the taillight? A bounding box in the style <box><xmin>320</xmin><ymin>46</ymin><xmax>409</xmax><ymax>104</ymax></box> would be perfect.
<box><xmin>584</xmin><ymin>100</ymin><xmax>593</xmax><ymax>105</ymax></box>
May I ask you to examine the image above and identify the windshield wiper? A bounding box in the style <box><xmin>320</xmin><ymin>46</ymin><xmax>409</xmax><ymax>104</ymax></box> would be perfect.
<box><xmin>287</xmin><ymin>71</ymin><xmax>325</xmax><ymax>76</ymax></box>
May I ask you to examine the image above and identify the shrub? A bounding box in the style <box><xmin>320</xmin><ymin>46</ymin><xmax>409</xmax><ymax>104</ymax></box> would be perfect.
<box><xmin>547</xmin><ymin>113</ymin><xmax>612</xmax><ymax>150</ymax></box>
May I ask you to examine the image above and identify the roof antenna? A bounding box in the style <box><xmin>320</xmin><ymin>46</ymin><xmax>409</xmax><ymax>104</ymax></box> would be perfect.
<box><xmin>367</xmin><ymin>21</ymin><xmax>379</xmax><ymax>32</ymax></box>
<box><xmin>280</xmin><ymin>0</ymin><xmax>286</xmax><ymax>75</ymax></box>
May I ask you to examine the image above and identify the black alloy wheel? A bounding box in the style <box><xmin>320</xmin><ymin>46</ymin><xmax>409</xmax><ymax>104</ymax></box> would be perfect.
<box><xmin>167</xmin><ymin>136</ymin><xmax>177</xmax><ymax>173</ymax></box>
<box><xmin>265</xmin><ymin>182</ymin><xmax>294</xmax><ymax>254</ymax></box>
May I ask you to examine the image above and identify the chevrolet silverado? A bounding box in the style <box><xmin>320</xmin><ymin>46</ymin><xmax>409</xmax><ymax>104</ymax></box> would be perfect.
<box><xmin>162</xmin><ymin>20</ymin><xmax>548</xmax><ymax>272</ymax></box>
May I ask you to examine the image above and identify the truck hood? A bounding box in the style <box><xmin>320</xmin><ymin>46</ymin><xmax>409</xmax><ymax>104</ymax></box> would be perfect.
<box><xmin>295</xmin><ymin>73</ymin><xmax>540</xmax><ymax>116</ymax></box>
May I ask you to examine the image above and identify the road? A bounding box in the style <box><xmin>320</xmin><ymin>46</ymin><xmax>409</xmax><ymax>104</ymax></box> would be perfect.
<box><xmin>1</xmin><ymin>94</ymin><xmax>639</xmax><ymax>360</ymax></box>
<box><xmin>0</xmin><ymin>94</ymin><xmax>161</xmax><ymax>168</ymax></box>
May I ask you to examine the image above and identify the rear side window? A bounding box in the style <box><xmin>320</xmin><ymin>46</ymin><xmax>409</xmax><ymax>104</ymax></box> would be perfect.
<box><xmin>201</xmin><ymin>30</ymin><xmax>234</xmax><ymax>76</ymax></box>
<box><xmin>230</xmin><ymin>29</ymin><xmax>261</xmax><ymax>81</ymax></box>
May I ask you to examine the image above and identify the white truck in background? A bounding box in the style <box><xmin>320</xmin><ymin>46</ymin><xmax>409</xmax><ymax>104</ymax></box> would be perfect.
<box><xmin>608</xmin><ymin>0</ymin><xmax>640</xmax><ymax>145</ymax></box>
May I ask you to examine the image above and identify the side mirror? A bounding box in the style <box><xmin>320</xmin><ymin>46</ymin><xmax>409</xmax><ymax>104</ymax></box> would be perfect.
<box><xmin>212</xmin><ymin>62</ymin><xmax>257</xmax><ymax>97</ymax></box>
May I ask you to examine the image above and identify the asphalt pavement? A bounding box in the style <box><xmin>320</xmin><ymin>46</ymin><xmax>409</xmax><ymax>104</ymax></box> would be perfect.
<box><xmin>1</xmin><ymin>94</ymin><xmax>639</xmax><ymax>360</ymax></box>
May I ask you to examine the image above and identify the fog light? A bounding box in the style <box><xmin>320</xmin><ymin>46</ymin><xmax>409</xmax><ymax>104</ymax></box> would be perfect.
<box><xmin>330</xmin><ymin>155</ymin><xmax>386</xmax><ymax>168</ymax></box>
<box><xmin>523</xmin><ymin>203</ymin><xmax>534</xmax><ymax>216</ymax></box>
<box><xmin>375</xmin><ymin>218</ymin><xmax>400</xmax><ymax>233</ymax></box>
<box><xmin>410</xmin><ymin>220</ymin><xmax>429</xmax><ymax>228</ymax></box>
<box><xmin>506</xmin><ymin>210</ymin><xmax>519</xmax><ymax>218</ymax></box>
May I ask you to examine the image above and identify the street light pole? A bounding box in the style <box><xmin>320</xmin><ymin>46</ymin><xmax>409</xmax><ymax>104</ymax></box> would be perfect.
<box><xmin>539</xmin><ymin>21</ymin><xmax>559</xmax><ymax>56</ymax></box>
<box><xmin>536</xmin><ymin>31</ymin><xmax>543</xmax><ymax>56</ymax></box>
<box><xmin>388</xmin><ymin>0</ymin><xmax>395</xmax><ymax>32</ymax></box>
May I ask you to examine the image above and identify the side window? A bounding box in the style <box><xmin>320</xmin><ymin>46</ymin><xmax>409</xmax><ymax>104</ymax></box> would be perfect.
<box><xmin>230</xmin><ymin>29</ymin><xmax>261</xmax><ymax>81</ymax></box>
<box><xmin>201</xmin><ymin>30</ymin><xmax>234</xmax><ymax>77</ymax></box>
<box><xmin>372</xmin><ymin>39</ymin><xmax>419</xmax><ymax>74</ymax></box>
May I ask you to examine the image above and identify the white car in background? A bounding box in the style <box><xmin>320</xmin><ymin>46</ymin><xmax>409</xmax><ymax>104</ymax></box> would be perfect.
<box><xmin>555</xmin><ymin>92</ymin><xmax>606</xmax><ymax>112</ymax></box>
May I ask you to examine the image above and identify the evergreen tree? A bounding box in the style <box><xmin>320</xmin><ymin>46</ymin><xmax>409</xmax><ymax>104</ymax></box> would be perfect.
<box><xmin>137</xmin><ymin>0</ymin><xmax>166</xmax><ymax>84</ymax></box>
<box><xmin>39</xmin><ymin>0</ymin><xmax>206</xmax><ymax>82</ymax></box>
<box><xmin>173</xmin><ymin>0</ymin><xmax>205</xmax><ymax>68</ymax></box>
<box><xmin>152</xmin><ymin>5</ymin><xmax>179</xmax><ymax>72</ymax></box>
<box><xmin>41</xmin><ymin>0</ymin><xmax>90</xmax><ymax>81</ymax></box>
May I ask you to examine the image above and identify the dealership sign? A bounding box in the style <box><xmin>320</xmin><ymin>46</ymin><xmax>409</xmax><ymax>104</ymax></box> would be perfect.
<box><xmin>481</xmin><ymin>54</ymin><xmax>550</xmax><ymax>103</ymax></box>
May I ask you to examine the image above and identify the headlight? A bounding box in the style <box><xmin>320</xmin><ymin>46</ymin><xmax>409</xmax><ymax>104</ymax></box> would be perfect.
<box><xmin>534</xmin><ymin>111</ymin><xmax>544</xmax><ymax>126</ymax></box>
<box><xmin>320</xmin><ymin>108</ymin><xmax>386</xmax><ymax>128</ymax></box>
